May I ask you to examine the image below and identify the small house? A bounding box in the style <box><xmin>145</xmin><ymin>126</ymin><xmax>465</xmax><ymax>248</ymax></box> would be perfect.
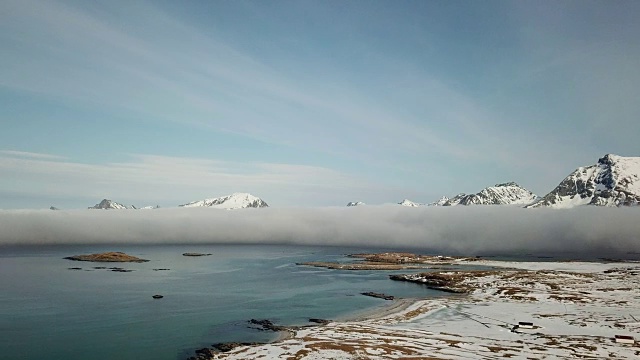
<box><xmin>614</xmin><ymin>335</ymin><xmax>635</xmax><ymax>344</ymax></box>
<box><xmin>518</xmin><ymin>321</ymin><xmax>534</xmax><ymax>329</ymax></box>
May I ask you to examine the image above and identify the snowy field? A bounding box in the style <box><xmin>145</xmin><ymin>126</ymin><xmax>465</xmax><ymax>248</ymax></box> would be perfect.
<box><xmin>207</xmin><ymin>260</ymin><xmax>640</xmax><ymax>359</ymax></box>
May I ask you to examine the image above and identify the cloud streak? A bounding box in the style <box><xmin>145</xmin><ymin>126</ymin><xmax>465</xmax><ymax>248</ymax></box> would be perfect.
<box><xmin>0</xmin><ymin>151</ymin><xmax>385</xmax><ymax>207</ymax></box>
<box><xmin>0</xmin><ymin>0</ymin><xmax>564</xmax><ymax>172</ymax></box>
<box><xmin>1</xmin><ymin>206</ymin><xmax>638</xmax><ymax>257</ymax></box>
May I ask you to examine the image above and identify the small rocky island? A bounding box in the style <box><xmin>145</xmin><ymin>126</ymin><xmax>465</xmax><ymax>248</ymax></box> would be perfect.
<box><xmin>64</xmin><ymin>251</ymin><xmax>149</xmax><ymax>263</ymax></box>
<box><xmin>183</xmin><ymin>253</ymin><xmax>212</xmax><ymax>257</ymax></box>
<box><xmin>298</xmin><ymin>252</ymin><xmax>479</xmax><ymax>271</ymax></box>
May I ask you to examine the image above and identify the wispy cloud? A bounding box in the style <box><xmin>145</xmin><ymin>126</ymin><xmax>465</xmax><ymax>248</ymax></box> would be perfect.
<box><xmin>0</xmin><ymin>151</ymin><xmax>384</xmax><ymax>207</ymax></box>
<box><xmin>0</xmin><ymin>150</ymin><xmax>67</xmax><ymax>160</ymax></box>
<box><xmin>1</xmin><ymin>206</ymin><xmax>638</xmax><ymax>257</ymax></box>
<box><xmin>0</xmin><ymin>0</ymin><xmax>526</xmax><ymax>166</ymax></box>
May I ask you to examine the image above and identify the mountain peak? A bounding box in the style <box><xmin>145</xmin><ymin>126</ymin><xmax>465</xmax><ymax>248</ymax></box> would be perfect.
<box><xmin>427</xmin><ymin>196</ymin><xmax>450</xmax><ymax>206</ymax></box>
<box><xmin>180</xmin><ymin>193</ymin><xmax>269</xmax><ymax>209</ymax></box>
<box><xmin>398</xmin><ymin>199</ymin><xmax>421</xmax><ymax>207</ymax></box>
<box><xmin>528</xmin><ymin>154</ymin><xmax>640</xmax><ymax>208</ymax></box>
<box><xmin>494</xmin><ymin>181</ymin><xmax>519</xmax><ymax>188</ymax></box>
<box><xmin>597</xmin><ymin>153</ymin><xmax>622</xmax><ymax>166</ymax></box>
<box><xmin>88</xmin><ymin>199</ymin><xmax>130</xmax><ymax>210</ymax></box>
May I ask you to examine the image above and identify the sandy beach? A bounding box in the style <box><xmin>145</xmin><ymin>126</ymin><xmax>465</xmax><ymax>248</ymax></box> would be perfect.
<box><xmin>202</xmin><ymin>259</ymin><xmax>640</xmax><ymax>359</ymax></box>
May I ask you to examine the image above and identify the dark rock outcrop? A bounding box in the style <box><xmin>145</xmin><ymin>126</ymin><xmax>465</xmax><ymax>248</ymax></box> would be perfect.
<box><xmin>248</xmin><ymin>319</ymin><xmax>288</xmax><ymax>332</ymax></box>
<box><xmin>361</xmin><ymin>292</ymin><xmax>395</xmax><ymax>300</ymax></box>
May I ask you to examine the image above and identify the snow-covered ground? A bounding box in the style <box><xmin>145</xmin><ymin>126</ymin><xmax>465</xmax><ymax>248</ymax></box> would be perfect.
<box><xmin>207</xmin><ymin>260</ymin><xmax>640</xmax><ymax>359</ymax></box>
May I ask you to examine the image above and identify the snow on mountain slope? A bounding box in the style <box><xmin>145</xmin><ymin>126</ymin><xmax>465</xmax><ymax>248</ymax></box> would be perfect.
<box><xmin>427</xmin><ymin>196</ymin><xmax>449</xmax><ymax>206</ymax></box>
<box><xmin>346</xmin><ymin>201</ymin><xmax>365</xmax><ymax>207</ymax></box>
<box><xmin>180</xmin><ymin>193</ymin><xmax>269</xmax><ymax>209</ymax></box>
<box><xmin>527</xmin><ymin>154</ymin><xmax>640</xmax><ymax>208</ymax></box>
<box><xmin>398</xmin><ymin>199</ymin><xmax>421</xmax><ymax>207</ymax></box>
<box><xmin>432</xmin><ymin>182</ymin><xmax>538</xmax><ymax>206</ymax></box>
<box><xmin>88</xmin><ymin>199</ymin><xmax>131</xmax><ymax>210</ymax></box>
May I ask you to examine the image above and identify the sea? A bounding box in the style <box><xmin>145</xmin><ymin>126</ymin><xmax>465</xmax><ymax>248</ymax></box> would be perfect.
<box><xmin>0</xmin><ymin>244</ymin><xmax>459</xmax><ymax>360</ymax></box>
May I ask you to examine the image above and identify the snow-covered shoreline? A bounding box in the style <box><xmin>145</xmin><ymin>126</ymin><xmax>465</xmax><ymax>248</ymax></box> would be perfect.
<box><xmin>199</xmin><ymin>259</ymin><xmax>640</xmax><ymax>359</ymax></box>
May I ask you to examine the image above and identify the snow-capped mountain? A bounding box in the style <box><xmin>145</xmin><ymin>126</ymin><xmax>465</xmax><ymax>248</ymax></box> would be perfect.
<box><xmin>398</xmin><ymin>199</ymin><xmax>421</xmax><ymax>207</ymax></box>
<box><xmin>140</xmin><ymin>205</ymin><xmax>160</xmax><ymax>210</ymax></box>
<box><xmin>433</xmin><ymin>182</ymin><xmax>538</xmax><ymax>206</ymax></box>
<box><xmin>527</xmin><ymin>154</ymin><xmax>640</xmax><ymax>208</ymax></box>
<box><xmin>180</xmin><ymin>193</ymin><xmax>269</xmax><ymax>209</ymax></box>
<box><xmin>427</xmin><ymin>196</ymin><xmax>449</xmax><ymax>206</ymax></box>
<box><xmin>346</xmin><ymin>201</ymin><xmax>365</xmax><ymax>207</ymax></box>
<box><xmin>442</xmin><ymin>193</ymin><xmax>468</xmax><ymax>206</ymax></box>
<box><xmin>88</xmin><ymin>199</ymin><xmax>132</xmax><ymax>210</ymax></box>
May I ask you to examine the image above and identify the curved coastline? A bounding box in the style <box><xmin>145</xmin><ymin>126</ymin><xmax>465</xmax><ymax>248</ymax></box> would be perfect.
<box><xmin>188</xmin><ymin>258</ymin><xmax>640</xmax><ymax>359</ymax></box>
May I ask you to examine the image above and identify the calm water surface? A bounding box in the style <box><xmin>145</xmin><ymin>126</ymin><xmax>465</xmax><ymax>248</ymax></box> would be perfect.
<box><xmin>0</xmin><ymin>245</ymin><xmax>454</xmax><ymax>360</ymax></box>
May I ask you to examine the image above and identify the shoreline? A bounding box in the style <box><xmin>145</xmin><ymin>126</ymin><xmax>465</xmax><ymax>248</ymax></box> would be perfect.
<box><xmin>198</xmin><ymin>258</ymin><xmax>640</xmax><ymax>359</ymax></box>
<box><xmin>336</xmin><ymin>297</ymin><xmax>421</xmax><ymax>322</ymax></box>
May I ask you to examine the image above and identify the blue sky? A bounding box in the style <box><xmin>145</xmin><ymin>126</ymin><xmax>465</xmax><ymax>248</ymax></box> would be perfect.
<box><xmin>1</xmin><ymin>0</ymin><xmax>639</xmax><ymax>209</ymax></box>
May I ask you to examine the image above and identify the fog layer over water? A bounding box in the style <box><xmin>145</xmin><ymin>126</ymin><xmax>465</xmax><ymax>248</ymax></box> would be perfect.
<box><xmin>1</xmin><ymin>206</ymin><xmax>638</xmax><ymax>255</ymax></box>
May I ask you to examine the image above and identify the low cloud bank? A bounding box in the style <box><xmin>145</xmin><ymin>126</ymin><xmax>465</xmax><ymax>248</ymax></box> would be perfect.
<box><xmin>0</xmin><ymin>206</ymin><xmax>638</xmax><ymax>256</ymax></box>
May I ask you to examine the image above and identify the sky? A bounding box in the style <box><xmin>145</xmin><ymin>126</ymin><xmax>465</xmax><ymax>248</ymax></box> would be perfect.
<box><xmin>1</xmin><ymin>0</ymin><xmax>639</xmax><ymax>209</ymax></box>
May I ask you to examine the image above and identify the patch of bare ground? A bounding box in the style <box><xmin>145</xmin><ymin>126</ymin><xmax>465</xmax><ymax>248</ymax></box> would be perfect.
<box><xmin>292</xmin><ymin>336</ymin><xmax>423</xmax><ymax>358</ymax></box>
<box><xmin>397</xmin><ymin>305</ymin><xmax>438</xmax><ymax>321</ymax></box>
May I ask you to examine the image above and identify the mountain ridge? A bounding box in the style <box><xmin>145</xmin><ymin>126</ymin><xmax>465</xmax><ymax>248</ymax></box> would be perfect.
<box><xmin>431</xmin><ymin>182</ymin><xmax>538</xmax><ymax>206</ymax></box>
<box><xmin>179</xmin><ymin>192</ymin><xmax>269</xmax><ymax>209</ymax></box>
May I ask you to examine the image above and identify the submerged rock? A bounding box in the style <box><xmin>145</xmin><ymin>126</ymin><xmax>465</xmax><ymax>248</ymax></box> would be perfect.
<box><xmin>152</xmin><ymin>294</ymin><xmax>164</xmax><ymax>299</ymax></box>
<box><xmin>308</xmin><ymin>318</ymin><xmax>331</xmax><ymax>325</ymax></box>
<box><xmin>248</xmin><ymin>319</ymin><xmax>288</xmax><ymax>332</ymax></box>
<box><xmin>211</xmin><ymin>342</ymin><xmax>261</xmax><ymax>352</ymax></box>
<box><xmin>361</xmin><ymin>292</ymin><xmax>395</xmax><ymax>300</ymax></box>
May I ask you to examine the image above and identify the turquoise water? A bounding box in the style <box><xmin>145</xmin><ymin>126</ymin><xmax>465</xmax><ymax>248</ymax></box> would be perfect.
<box><xmin>0</xmin><ymin>245</ymin><xmax>453</xmax><ymax>360</ymax></box>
